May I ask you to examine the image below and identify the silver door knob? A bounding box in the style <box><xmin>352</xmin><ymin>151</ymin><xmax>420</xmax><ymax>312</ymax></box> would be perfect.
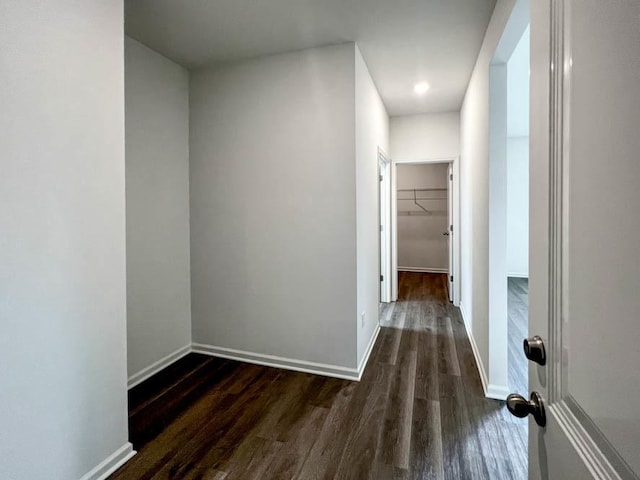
<box><xmin>506</xmin><ymin>391</ymin><xmax>546</xmax><ymax>427</ymax></box>
<box><xmin>523</xmin><ymin>336</ymin><xmax>546</xmax><ymax>365</ymax></box>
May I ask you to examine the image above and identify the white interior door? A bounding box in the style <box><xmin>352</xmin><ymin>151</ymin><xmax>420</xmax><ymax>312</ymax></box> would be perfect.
<box><xmin>528</xmin><ymin>1</ymin><xmax>640</xmax><ymax>478</ymax></box>
<box><xmin>391</xmin><ymin>161</ymin><xmax>398</xmax><ymax>301</ymax></box>
<box><xmin>378</xmin><ymin>151</ymin><xmax>391</xmax><ymax>303</ymax></box>
<box><xmin>447</xmin><ymin>164</ymin><xmax>453</xmax><ymax>302</ymax></box>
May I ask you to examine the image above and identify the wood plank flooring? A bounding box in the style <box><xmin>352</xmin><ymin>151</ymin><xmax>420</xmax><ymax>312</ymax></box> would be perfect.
<box><xmin>110</xmin><ymin>272</ymin><xmax>527</xmax><ymax>480</ymax></box>
<box><xmin>508</xmin><ymin>277</ymin><xmax>529</xmax><ymax>396</ymax></box>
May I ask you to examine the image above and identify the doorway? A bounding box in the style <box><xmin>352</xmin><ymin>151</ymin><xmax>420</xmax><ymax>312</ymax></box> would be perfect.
<box><xmin>487</xmin><ymin>1</ymin><xmax>530</xmax><ymax>401</ymax></box>
<box><xmin>396</xmin><ymin>164</ymin><xmax>449</xmax><ymax>279</ymax></box>
<box><xmin>390</xmin><ymin>157</ymin><xmax>459</xmax><ymax>305</ymax></box>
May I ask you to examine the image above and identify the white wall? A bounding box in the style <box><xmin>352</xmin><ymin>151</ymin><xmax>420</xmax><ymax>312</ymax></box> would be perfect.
<box><xmin>125</xmin><ymin>37</ymin><xmax>192</xmax><ymax>380</ymax></box>
<box><xmin>390</xmin><ymin>112</ymin><xmax>460</xmax><ymax>161</ymax></box>
<box><xmin>397</xmin><ymin>164</ymin><xmax>449</xmax><ymax>270</ymax></box>
<box><xmin>189</xmin><ymin>44</ymin><xmax>359</xmax><ymax>370</ymax></box>
<box><xmin>460</xmin><ymin>0</ymin><xmax>518</xmax><ymax>391</ymax></box>
<box><xmin>355</xmin><ymin>46</ymin><xmax>389</xmax><ymax>366</ymax></box>
<box><xmin>507</xmin><ymin>27</ymin><xmax>530</xmax><ymax>138</ymax></box>
<box><xmin>487</xmin><ymin>61</ymin><xmax>510</xmax><ymax>397</ymax></box>
<box><xmin>0</xmin><ymin>1</ymin><xmax>131</xmax><ymax>479</ymax></box>
<box><xmin>507</xmin><ymin>137</ymin><xmax>529</xmax><ymax>276</ymax></box>
<box><xmin>506</xmin><ymin>28</ymin><xmax>530</xmax><ymax>277</ymax></box>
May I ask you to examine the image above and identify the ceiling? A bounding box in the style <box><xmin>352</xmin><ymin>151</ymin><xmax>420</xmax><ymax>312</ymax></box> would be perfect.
<box><xmin>125</xmin><ymin>0</ymin><xmax>497</xmax><ymax>116</ymax></box>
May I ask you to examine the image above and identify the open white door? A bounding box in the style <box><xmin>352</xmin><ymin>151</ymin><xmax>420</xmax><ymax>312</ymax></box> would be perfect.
<box><xmin>391</xmin><ymin>161</ymin><xmax>398</xmax><ymax>302</ymax></box>
<box><xmin>447</xmin><ymin>164</ymin><xmax>453</xmax><ymax>302</ymax></box>
<box><xmin>526</xmin><ymin>1</ymin><xmax>640</xmax><ymax>478</ymax></box>
<box><xmin>378</xmin><ymin>149</ymin><xmax>391</xmax><ymax>303</ymax></box>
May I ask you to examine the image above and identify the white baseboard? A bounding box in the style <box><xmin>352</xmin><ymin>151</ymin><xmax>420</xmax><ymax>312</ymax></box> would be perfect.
<box><xmin>507</xmin><ymin>272</ymin><xmax>529</xmax><ymax>279</ymax></box>
<box><xmin>486</xmin><ymin>384</ymin><xmax>511</xmax><ymax>400</ymax></box>
<box><xmin>398</xmin><ymin>267</ymin><xmax>448</xmax><ymax>273</ymax></box>
<box><xmin>459</xmin><ymin>302</ymin><xmax>489</xmax><ymax>397</ymax></box>
<box><xmin>357</xmin><ymin>324</ymin><xmax>381</xmax><ymax>379</ymax></box>
<box><xmin>129</xmin><ymin>331</ymin><xmax>383</xmax><ymax>391</ymax></box>
<box><xmin>128</xmin><ymin>344</ymin><xmax>192</xmax><ymax>389</ymax></box>
<box><xmin>191</xmin><ymin>343</ymin><xmax>360</xmax><ymax>381</ymax></box>
<box><xmin>79</xmin><ymin>443</ymin><xmax>136</xmax><ymax>480</ymax></box>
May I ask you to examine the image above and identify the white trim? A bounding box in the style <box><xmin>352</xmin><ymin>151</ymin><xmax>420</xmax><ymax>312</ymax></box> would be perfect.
<box><xmin>191</xmin><ymin>343</ymin><xmax>361</xmax><ymax>381</ymax></box>
<box><xmin>127</xmin><ymin>344</ymin><xmax>192</xmax><ymax>389</ymax></box>
<box><xmin>393</xmin><ymin>157</ymin><xmax>458</xmax><ymax>165</ymax></box>
<box><xmin>390</xmin><ymin>160</ymin><xmax>398</xmax><ymax>301</ymax></box>
<box><xmin>79</xmin><ymin>443</ymin><xmax>136</xmax><ymax>480</ymax></box>
<box><xmin>460</xmin><ymin>302</ymin><xmax>510</xmax><ymax>400</ymax></box>
<box><xmin>507</xmin><ymin>272</ymin><xmax>529</xmax><ymax>278</ymax></box>
<box><xmin>447</xmin><ymin>163</ymin><xmax>454</xmax><ymax>303</ymax></box>
<box><xmin>453</xmin><ymin>156</ymin><xmax>460</xmax><ymax>307</ymax></box>
<box><xmin>378</xmin><ymin>148</ymin><xmax>392</xmax><ymax>303</ymax></box>
<box><xmin>552</xmin><ymin>401</ymin><xmax>624</xmax><ymax>479</ymax></box>
<box><xmin>128</xmin><ymin>328</ymin><xmax>382</xmax><ymax>395</ymax></box>
<box><xmin>398</xmin><ymin>267</ymin><xmax>448</xmax><ymax>273</ymax></box>
<box><xmin>486</xmin><ymin>384</ymin><xmax>511</xmax><ymax>400</ymax></box>
<box><xmin>357</xmin><ymin>323</ymin><xmax>381</xmax><ymax>375</ymax></box>
<box><xmin>391</xmin><ymin>156</ymin><xmax>461</xmax><ymax>307</ymax></box>
<box><xmin>459</xmin><ymin>302</ymin><xmax>488</xmax><ymax>396</ymax></box>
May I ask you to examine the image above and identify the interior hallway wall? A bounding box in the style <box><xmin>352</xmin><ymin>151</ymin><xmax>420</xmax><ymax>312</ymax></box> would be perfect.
<box><xmin>460</xmin><ymin>0</ymin><xmax>518</xmax><ymax>390</ymax></box>
<box><xmin>507</xmin><ymin>137</ymin><xmax>529</xmax><ymax>277</ymax></box>
<box><xmin>390</xmin><ymin>112</ymin><xmax>460</xmax><ymax>161</ymax></box>
<box><xmin>506</xmin><ymin>27</ymin><xmax>530</xmax><ymax>278</ymax></box>
<box><xmin>0</xmin><ymin>1</ymin><xmax>131</xmax><ymax>478</ymax></box>
<box><xmin>189</xmin><ymin>43</ymin><xmax>359</xmax><ymax>370</ymax></box>
<box><xmin>125</xmin><ymin>37</ymin><xmax>192</xmax><ymax>382</ymax></box>
<box><xmin>355</xmin><ymin>45</ymin><xmax>389</xmax><ymax>366</ymax></box>
<box><xmin>396</xmin><ymin>164</ymin><xmax>450</xmax><ymax>271</ymax></box>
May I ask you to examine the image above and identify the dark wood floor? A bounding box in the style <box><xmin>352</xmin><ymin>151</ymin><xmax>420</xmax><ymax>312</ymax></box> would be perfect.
<box><xmin>508</xmin><ymin>277</ymin><xmax>529</xmax><ymax>396</ymax></box>
<box><xmin>110</xmin><ymin>272</ymin><xmax>526</xmax><ymax>480</ymax></box>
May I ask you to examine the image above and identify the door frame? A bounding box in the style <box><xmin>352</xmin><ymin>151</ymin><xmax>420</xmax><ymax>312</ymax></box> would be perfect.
<box><xmin>378</xmin><ymin>148</ymin><xmax>392</xmax><ymax>303</ymax></box>
<box><xmin>447</xmin><ymin>163</ymin><xmax>454</xmax><ymax>302</ymax></box>
<box><xmin>391</xmin><ymin>156</ymin><xmax>460</xmax><ymax>306</ymax></box>
<box><xmin>487</xmin><ymin>0</ymin><xmax>530</xmax><ymax>400</ymax></box>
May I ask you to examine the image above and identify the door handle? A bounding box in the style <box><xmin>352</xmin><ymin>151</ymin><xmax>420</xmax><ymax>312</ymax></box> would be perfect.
<box><xmin>442</xmin><ymin>232</ymin><xmax>449</xmax><ymax>236</ymax></box>
<box><xmin>506</xmin><ymin>392</ymin><xmax>546</xmax><ymax>427</ymax></box>
<box><xmin>523</xmin><ymin>336</ymin><xmax>546</xmax><ymax>365</ymax></box>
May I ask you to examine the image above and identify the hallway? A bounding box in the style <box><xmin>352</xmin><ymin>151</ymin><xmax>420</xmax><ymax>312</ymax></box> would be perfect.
<box><xmin>380</xmin><ymin>272</ymin><xmax>527</xmax><ymax>479</ymax></box>
<box><xmin>110</xmin><ymin>273</ymin><xmax>526</xmax><ymax>479</ymax></box>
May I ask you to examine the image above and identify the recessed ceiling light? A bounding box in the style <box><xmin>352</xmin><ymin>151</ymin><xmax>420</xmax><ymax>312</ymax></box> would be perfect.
<box><xmin>414</xmin><ymin>82</ymin><xmax>430</xmax><ymax>95</ymax></box>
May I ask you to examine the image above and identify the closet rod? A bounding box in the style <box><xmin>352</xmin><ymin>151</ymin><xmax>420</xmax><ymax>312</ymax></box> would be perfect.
<box><xmin>397</xmin><ymin>188</ymin><xmax>447</xmax><ymax>200</ymax></box>
<box><xmin>397</xmin><ymin>188</ymin><xmax>447</xmax><ymax>193</ymax></box>
<box><xmin>408</xmin><ymin>188</ymin><xmax>431</xmax><ymax>215</ymax></box>
<box><xmin>397</xmin><ymin>197</ymin><xmax>447</xmax><ymax>201</ymax></box>
<box><xmin>397</xmin><ymin>188</ymin><xmax>447</xmax><ymax>201</ymax></box>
